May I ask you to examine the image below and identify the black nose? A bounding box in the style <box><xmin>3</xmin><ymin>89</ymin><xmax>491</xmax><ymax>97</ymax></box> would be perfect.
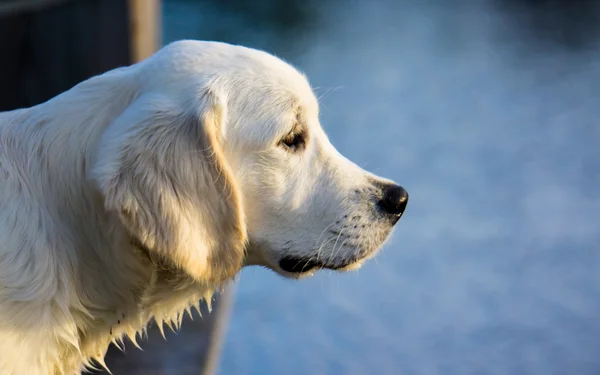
<box><xmin>378</xmin><ymin>184</ymin><xmax>409</xmax><ymax>217</ymax></box>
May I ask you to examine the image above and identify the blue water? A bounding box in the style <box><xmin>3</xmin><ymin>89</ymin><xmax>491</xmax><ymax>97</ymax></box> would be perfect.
<box><xmin>164</xmin><ymin>1</ymin><xmax>600</xmax><ymax>374</ymax></box>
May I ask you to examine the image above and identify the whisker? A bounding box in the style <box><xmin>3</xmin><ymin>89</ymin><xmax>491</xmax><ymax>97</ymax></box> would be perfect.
<box><xmin>314</xmin><ymin>221</ymin><xmax>338</xmax><ymax>262</ymax></box>
<box><xmin>331</xmin><ymin>237</ymin><xmax>350</xmax><ymax>267</ymax></box>
<box><xmin>327</xmin><ymin>227</ymin><xmax>346</xmax><ymax>265</ymax></box>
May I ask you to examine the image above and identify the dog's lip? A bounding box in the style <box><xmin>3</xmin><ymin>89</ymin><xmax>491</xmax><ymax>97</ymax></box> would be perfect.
<box><xmin>277</xmin><ymin>255</ymin><xmax>365</xmax><ymax>274</ymax></box>
<box><xmin>244</xmin><ymin>246</ymin><xmax>369</xmax><ymax>278</ymax></box>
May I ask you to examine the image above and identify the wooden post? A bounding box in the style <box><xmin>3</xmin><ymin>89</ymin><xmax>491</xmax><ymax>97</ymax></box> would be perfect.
<box><xmin>128</xmin><ymin>0</ymin><xmax>161</xmax><ymax>63</ymax></box>
<box><xmin>0</xmin><ymin>1</ymin><xmax>233</xmax><ymax>374</ymax></box>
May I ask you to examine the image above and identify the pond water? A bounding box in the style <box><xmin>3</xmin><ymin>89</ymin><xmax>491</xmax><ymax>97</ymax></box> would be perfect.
<box><xmin>164</xmin><ymin>1</ymin><xmax>600</xmax><ymax>374</ymax></box>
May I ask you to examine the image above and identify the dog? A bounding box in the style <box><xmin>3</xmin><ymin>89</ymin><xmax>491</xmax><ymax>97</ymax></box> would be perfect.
<box><xmin>0</xmin><ymin>40</ymin><xmax>408</xmax><ymax>374</ymax></box>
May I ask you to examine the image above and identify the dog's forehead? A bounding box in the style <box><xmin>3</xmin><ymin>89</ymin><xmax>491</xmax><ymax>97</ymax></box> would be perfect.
<box><xmin>202</xmin><ymin>43</ymin><xmax>319</xmax><ymax>135</ymax></box>
<box><xmin>163</xmin><ymin>42</ymin><xmax>316</xmax><ymax>104</ymax></box>
<box><xmin>223</xmin><ymin>45</ymin><xmax>317</xmax><ymax>110</ymax></box>
<box><xmin>146</xmin><ymin>41</ymin><xmax>320</xmax><ymax>145</ymax></box>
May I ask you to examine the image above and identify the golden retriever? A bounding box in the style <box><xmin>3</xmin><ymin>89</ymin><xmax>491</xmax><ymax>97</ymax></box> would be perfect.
<box><xmin>0</xmin><ymin>40</ymin><xmax>408</xmax><ymax>374</ymax></box>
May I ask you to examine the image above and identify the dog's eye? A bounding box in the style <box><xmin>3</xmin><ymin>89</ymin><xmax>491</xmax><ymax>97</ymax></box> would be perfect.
<box><xmin>279</xmin><ymin>125</ymin><xmax>306</xmax><ymax>152</ymax></box>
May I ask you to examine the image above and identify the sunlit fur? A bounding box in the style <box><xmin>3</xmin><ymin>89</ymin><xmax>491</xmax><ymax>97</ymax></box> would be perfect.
<box><xmin>0</xmin><ymin>40</ymin><xmax>402</xmax><ymax>374</ymax></box>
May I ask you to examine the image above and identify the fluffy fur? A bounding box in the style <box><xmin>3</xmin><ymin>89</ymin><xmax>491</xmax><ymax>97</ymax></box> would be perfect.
<box><xmin>0</xmin><ymin>40</ymin><xmax>406</xmax><ymax>374</ymax></box>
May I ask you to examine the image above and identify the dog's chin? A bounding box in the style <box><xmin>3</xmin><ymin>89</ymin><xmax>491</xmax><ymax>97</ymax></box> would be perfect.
<box><xmin>243</xmin><ymin>243</ymin><xmax>376</xmax><ymax>279</ymax></box>
<box><xmin>273</xmin><ymin>255</ymin><xmax>367</xmax><ymax>279</ymax></box>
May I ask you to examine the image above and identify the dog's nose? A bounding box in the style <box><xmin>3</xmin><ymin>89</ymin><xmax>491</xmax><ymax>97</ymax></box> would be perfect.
<box><xmin>378</xmin><ymin>184</ymin><xmax>409</xmax><ymax>217</ymax></box>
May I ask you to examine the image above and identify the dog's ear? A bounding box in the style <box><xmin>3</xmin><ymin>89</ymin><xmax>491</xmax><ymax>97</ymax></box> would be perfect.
<box><xmin>91</xmin><ymin>90</ymin><xmax>247</xmax><ymax>285</ymax></box>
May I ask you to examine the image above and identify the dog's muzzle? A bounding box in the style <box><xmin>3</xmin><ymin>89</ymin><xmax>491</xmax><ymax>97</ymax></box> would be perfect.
<box><xmin>277</xmin><ymin>184</ymin><xmax>409</xmax><ymax>275</ymax></box>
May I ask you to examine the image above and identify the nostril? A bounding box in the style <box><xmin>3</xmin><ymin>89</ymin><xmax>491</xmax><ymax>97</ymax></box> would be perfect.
<box><xmin>378</xmin><ymin>184</ymin><xmax>409</xmax><ymax>216</ymax></box>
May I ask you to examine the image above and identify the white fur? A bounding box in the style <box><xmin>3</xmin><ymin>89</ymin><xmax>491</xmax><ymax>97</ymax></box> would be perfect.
<box><xmin>0</xmin><ymin>40</ymin><xmax>403</xmax><ymax>374</ymax></box>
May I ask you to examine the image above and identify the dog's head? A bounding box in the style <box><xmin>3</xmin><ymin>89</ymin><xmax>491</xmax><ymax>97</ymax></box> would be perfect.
<box><xmin>91</xmin><ymin>40</ymin><xmax>407</xmax><ymax>284</ymax></box>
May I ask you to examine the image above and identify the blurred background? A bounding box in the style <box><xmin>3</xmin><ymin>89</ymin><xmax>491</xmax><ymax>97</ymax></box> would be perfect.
<box><xmin>1</xmin><ymin>0</ymin><xmax>600</xmax><ymax>374</ymax></box>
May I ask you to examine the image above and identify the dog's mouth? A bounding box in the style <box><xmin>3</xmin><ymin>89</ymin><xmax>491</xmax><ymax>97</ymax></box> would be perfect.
<box><xmin>277</xmin><ymin>254</ymin><xmax>366</xmax><ymax>275</ymax></box>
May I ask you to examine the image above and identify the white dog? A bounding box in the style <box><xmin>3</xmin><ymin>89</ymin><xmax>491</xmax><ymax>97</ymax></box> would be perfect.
<box><xmin>0</xmin><ymin>40</ymin><xmax>408</xmax><ymax>374</ymax></box>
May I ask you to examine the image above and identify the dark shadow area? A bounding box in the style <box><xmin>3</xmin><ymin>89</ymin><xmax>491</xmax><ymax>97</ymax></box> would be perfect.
<box><xmin>494</xmin><ymin>0</ymin><xmax>600</xmax><ymax>50</ymax></box>
<box><xmin>0</xmin><ymin>0</ymin><xmax>130</xmax><ymax>111</ymax></box>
